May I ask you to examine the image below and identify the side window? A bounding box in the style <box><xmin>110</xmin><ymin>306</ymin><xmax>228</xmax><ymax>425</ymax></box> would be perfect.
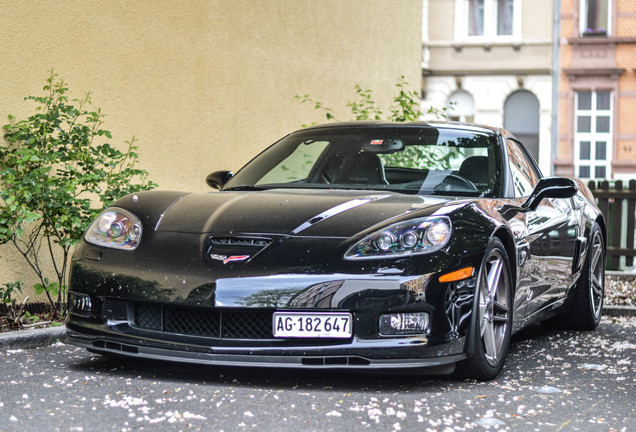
<box><xmin>506</xmin><ymin>139</ymin><xmax>540</xmax><ymax>198</ymax></box>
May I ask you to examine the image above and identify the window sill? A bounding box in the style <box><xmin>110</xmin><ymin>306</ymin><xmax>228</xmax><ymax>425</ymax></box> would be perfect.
<box><xmin>568</xmin><ymin>36</ymin><xmax>636</xmax><ymax>45</ymax></box>
<box><xmin>581</xmin><ymin>31</ymin><xmax>608</xmax><ymax>37</ymax></box>
<box><xmin>424</xmin><ymin>39</ymin><xmax>549</xmax><ymax>51</ymax></box>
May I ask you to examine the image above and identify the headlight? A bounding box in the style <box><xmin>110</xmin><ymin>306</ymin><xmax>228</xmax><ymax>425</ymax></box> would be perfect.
<box><xmin>84</xmin><ymin>207</ymin><xmax>143</xmax><ymax>250</ymax></box>
<box><xmin>344</xmin><ymin>216</ymin><xmax>451</xmax><ymax>260</ymax></box>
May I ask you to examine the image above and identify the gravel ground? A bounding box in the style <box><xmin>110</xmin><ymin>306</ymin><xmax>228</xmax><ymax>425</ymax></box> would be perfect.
<box><xmin>605</xmin><ymin>274</ymin><xmax>636</xmax><ymax>306</ymax></box>
<box><xmin>1</xmin><ymin>316</ymin><xmax>635</xmax><ymax>432</ymax></box>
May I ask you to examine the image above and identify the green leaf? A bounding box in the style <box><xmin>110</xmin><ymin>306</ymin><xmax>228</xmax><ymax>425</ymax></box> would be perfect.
<box><xmin>47</xmin><ymin>282</ymin><xmax>60</xmax><ymax>297</ymax></box>
<box><xmin>34</xmin><ymin>283</ymin><xmax>45</xmax><ymax>295</ymax></box>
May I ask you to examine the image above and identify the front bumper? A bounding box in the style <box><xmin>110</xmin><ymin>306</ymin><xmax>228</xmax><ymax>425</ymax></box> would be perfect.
<box><xmin>65</xmin><ymin>291</ymin><xmax>470</xmax><ymax>373</ymax></box>
<box><xmin>67</xmin><ymin>235</ymin><xmax>481</xmax><ymax>372</ymax></box>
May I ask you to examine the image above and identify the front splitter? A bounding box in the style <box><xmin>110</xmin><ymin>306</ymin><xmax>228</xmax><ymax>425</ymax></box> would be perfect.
<box><xmin>66</xmin><ymin>332</ymin><xmax>466</xmax><ymax>374</ymax></box>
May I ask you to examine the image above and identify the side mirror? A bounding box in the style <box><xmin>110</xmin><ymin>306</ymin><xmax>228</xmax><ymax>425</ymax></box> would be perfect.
<box><xmin>522</xmin><ymin>177</ymin><xmax>578</xmax><ymax>211</ymax></box>
<box><xmin>206</xmin><ymin>171</ymin><xmax>234</xmax><ymax>190</ymax></box>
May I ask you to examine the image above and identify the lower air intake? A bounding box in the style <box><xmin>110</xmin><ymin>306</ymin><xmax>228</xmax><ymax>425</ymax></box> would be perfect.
<box><xmin>133</xmin><ymin>303</ymin><xmax>274</xmax><ymax>340</ymax></box>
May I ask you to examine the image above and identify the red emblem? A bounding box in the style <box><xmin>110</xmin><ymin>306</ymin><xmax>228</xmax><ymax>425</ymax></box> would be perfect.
<box><xmin>223</xmin><ymin>255</ymin><xmax>250</xmax><ymax>264</ymax></box>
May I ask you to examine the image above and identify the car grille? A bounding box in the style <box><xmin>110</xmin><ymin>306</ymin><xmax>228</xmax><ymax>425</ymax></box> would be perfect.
<box><xmin>133</xmin><ymin>302</ymin><xmax>274</xmax><ymax>339</ymax></box>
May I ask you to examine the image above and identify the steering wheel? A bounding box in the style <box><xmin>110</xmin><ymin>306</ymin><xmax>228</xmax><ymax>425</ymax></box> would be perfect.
<box><xmin>434</xmin><ymin>173</ymin><xmax>478</xmax><ymax>192</ymax></box>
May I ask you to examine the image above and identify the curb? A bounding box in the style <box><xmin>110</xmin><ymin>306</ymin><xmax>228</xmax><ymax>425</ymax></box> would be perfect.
<box><xmin>2</xmin><ymin>305</ymin><xmax>636</xmax><ymax>352</ymax></box>
<box><xmin>0</xmin><ymin>326</ymin><xmax>66</xmax><ymax>351</ymax></box>
<box><xmin>606</xmin><ymin>270</ymin><xmax>636</xmax><ymax>277</ymax></box>
<box><xmin>603</xmin><ymin>305</ymin><xmax>636</xmax><ymax>318</ymax></box>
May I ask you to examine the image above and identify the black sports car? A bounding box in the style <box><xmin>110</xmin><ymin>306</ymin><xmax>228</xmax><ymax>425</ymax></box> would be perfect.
<box><xmin>66</xmin><ymin>122</ymin><xmax>606</xmax><ymax>380</ymax></box>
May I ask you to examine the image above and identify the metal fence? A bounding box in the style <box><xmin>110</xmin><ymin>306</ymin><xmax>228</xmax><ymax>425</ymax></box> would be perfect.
<box><xmin>587</xmin><ymin>179</ymin><xmax>636</xmax><ymax>270</ymax></box>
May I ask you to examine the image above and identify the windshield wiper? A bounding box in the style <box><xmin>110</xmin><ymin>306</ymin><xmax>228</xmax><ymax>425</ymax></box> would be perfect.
<box><xmin>222</xmin><ymin>185</ymin><xmax>266</xmax><ymax>191</ymax></box>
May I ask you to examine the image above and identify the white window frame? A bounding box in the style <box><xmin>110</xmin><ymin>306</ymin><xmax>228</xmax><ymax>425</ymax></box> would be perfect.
<box><xmin>574</xmin><ymin>90</ymin><xmax>613</xmax><ymax>180</ymax></box>
<box><xmin>579</xmin><ymin>0</ymin><xmax>612</xmax><ymax>37</ymax></box>
<box><xmin>455</xmin><ymin>0</ymin><xmax>522</xmax><ymax>42</ymax></box>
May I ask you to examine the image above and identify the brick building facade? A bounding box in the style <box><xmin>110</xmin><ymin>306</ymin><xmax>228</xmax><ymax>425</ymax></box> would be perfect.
<box><xmin>557</xmin><ymin>0</ymin><xmax>636</xmax><ymax>180</ymax></box>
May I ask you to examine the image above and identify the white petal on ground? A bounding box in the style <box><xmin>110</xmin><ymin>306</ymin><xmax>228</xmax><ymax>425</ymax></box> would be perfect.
<box><xmin>535</xmin><ymin>386</ymin><xmax>562</xmax><ymax>394</ymax></box>
<box><xmin>474</xmin><ymin>417</ymin><xmax>506</xmax><ymax>426</ymax></box>
<box><xmin>580</xmin><ymin>363</ymin><xmax>607</xmax><ymax>370</ymax></box>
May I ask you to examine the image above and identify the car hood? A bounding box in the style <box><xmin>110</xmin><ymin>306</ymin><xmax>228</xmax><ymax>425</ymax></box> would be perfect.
<box><xmin>154</xmin><ymin>188</ymin><xmax>456</xmax><ymax>238</ymax></box>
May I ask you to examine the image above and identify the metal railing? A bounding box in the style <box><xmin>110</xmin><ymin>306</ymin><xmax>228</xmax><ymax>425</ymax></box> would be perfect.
<box><xmin>587</xmin><ymin>179</ymin><xmax>636</xmax><ymax>270</ymax></box>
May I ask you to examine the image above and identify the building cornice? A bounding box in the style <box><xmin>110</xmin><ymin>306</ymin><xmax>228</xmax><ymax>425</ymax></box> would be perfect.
<box><xmin>423</xmin><ymin>68</ymin><xmax>551</xmax><ymax>77</ymax></box>
<box><xmin>423</xmin><ymin>39</ymin><xmax>552</xmax><ymax>52</ymax></box>
<box><xmin>563</xmin><ymin>67</ymin><xmax>626</xmax><ymax>79</ymax></box>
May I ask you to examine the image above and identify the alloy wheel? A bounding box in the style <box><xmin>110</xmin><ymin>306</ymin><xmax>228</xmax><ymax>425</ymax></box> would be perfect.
<box><xmin>589</xmin><ymin>231</ymin><xmax>604</xmax><ymax>319</ymax></box>
<box><xmin>478</xmin><ymin>249</ymin><xmax>511</xmax><ymax>367</ymax></box>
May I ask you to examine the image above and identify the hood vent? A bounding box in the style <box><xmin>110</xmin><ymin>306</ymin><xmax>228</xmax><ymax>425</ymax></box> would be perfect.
<box><xmin>209</xmin><ymin>237</ymin><xmax>272</xmax><ymax>248</ymax></box>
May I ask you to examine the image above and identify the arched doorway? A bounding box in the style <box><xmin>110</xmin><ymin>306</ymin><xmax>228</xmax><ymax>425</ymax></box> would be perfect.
<box><xmin>504</xmin><ymin>90</ymin><xmax>540</xmax><ymax>163</ymax></box>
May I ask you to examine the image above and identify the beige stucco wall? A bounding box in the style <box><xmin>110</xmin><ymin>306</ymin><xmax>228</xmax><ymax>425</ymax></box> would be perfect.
<box><xmin>426</xmin><ymin>0</ymin><xmax>553</xmax><ymax>72</ymax></box>
<box><xmin>0</xmin><ymin>0</ymin><xmax>422</xmax><ymax>299</ymax></box>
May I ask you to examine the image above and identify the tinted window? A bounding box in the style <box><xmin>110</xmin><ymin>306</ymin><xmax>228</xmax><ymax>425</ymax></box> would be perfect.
<box><xmin>226</xmin><ymin>126</ymin><xmax>503</xmax><ymax>197</ymax></box>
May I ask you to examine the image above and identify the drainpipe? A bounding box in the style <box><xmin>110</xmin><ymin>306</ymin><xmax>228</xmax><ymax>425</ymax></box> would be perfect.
<box><xmin>551</xmin><ymin>0</ymin><xmax>561</xmax><ymax>176</ymax></box>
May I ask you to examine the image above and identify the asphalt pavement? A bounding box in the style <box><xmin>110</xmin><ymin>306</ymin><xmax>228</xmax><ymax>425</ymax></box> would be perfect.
<box><xmin>0</xmin><ymin>315</ymin><xmax>634</xmax><ymax>432</ymax></box>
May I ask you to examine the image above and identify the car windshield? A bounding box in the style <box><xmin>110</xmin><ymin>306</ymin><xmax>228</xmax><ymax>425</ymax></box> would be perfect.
<box><xmin>225</xmin><ymin>125</ymin><xmax>503</xmax><ymax>197</ymax></box>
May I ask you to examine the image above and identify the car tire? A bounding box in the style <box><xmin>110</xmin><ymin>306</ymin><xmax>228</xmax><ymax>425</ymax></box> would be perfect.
<box><xmin>455</xmin><ymin>238</ymin><xmax>513</xmax><ymax>381</ymax></box>
<box><xmin>561</xmin><ymin>223</ymin><xmax>605</xmax><ymax>330</ymax></box>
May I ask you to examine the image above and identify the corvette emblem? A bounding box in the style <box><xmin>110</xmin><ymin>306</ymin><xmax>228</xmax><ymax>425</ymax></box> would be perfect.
<box><xmin>210</xmin><ymin>254</ymin><xmax>250</xmax><ymax>264</ymax></box>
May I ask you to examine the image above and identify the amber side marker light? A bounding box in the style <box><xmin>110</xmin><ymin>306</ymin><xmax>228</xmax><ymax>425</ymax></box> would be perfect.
<box><xmin>439</xmin><ymin>266</ymin><xmax>474</xmax><ymax>283</ymax></box>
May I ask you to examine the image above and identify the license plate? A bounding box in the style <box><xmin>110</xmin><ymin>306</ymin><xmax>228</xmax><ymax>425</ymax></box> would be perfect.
<box><xmin>273</xmin><ymin>312</ymin><xmax>352</xmax><ymax>338</ymax></box>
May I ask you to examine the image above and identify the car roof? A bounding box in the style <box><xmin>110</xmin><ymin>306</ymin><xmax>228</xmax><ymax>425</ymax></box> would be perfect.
<box><xmin>301</xmin><ymin>121</ymin><xmax>505</xmax><ymax>137</ymax></box>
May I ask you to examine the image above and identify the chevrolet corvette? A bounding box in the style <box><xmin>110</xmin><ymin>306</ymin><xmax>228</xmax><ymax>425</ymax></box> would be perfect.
<box><xmin>66</xmin><ymin>122</ymin><xmax>606</xmax><ymax>380</ymax></box>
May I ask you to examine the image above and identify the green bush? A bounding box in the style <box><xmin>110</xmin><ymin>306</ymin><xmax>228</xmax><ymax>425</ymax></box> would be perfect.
<box><xmin>296</xmin><ymin>76</ymin><xmax>456</xmax><ymax>169</ymax></box>
<box><xmin>0</xmin><ymin>71</ymin><xmax>157</xmax><ymax>317</ymax></box>
<box><xmin>295</xmin><ymin>76</ymin><xmax>448</xmax><ymax>124</ymax></box>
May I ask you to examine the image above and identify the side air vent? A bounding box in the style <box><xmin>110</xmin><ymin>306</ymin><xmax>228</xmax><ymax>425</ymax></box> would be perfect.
<box><xmin>92</xmin><ymin>340</ymin><xmax>139</xmax><ymax>354</ymax></box>
<box><xmin>301</xmin><ymin>356</ymin><xmax>371</xmax><ymax>366</ymax></box>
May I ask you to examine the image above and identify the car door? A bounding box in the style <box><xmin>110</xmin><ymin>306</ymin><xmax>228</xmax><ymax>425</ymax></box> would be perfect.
<box><xmin>505</xmin><ymin>139</ymin><xmax>576</xmax><ymax>319</ymax></box>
